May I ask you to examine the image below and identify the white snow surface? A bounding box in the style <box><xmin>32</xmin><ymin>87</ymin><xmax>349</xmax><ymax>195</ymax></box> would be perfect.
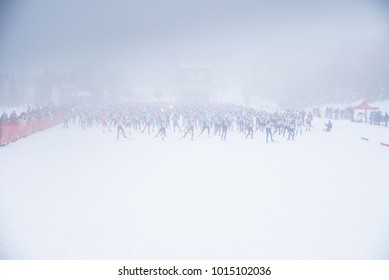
<box><xmin>0</xmin><ymin>119</ymin><xmax>389</xmax><ymax>259</ymax></box>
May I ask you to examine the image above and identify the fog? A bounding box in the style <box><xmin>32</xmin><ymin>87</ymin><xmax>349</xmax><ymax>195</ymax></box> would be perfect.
<box><xmin>1</xmin><ymin>0</ymin><xmax>389</xmax><ymax>107</ymax></box>
<box><xmin>2</xmin><ymin>1</ymin><xmax>389</xmax><ymax>262</ymax></box>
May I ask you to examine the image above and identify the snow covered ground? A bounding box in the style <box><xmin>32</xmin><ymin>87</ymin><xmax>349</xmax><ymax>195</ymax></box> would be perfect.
<box><xmin>0</xmin><ymin>119</ymin><xmax>388</xmax><ymax>259</ymax></box>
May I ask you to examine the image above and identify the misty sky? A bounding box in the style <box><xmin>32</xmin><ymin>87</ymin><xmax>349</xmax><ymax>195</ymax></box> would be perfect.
<box><xmin>1</xmin><ymin>0</ymin><xmax>389</xmax><ymax>104</ymax></box>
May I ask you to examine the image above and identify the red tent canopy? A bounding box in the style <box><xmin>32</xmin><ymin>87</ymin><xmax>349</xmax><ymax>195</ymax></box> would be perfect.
<box><xmin>352</xmin><ymin>101</ymin><xmax>378</xmax><ymax>110</ymax></box>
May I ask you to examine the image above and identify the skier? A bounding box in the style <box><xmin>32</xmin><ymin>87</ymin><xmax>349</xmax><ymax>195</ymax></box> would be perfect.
<box><xmin>287</xmin><ymin>121</ymin><xmax>295</xmax><ymax>141</ymax></box>
<box><xmin>141</xmin><ymin>117</ymin><xmax>152</xmax><ymax>135</ymax></box>
<box><xmin>183</xmin><ymin>119</ymin><xmax>196</xmax><ymax>140</ymax></box>
<box><xmin>245</xmin><ymin>120</ymin><xmax>254</xmax><ymax>139</ymax></box>
<box><xmin>198</xmin><ymin>119</ymin><xmax>210</xmax><ymax>137</ymax></box>
<box><xmin>305</xmin><ymin>113</ymin><xmax>312</xmax><ymax>131</ymax></box>
<box><xmin>265</xmin><ymin>120</ymin><xmax>274</xmax><ymax>143</ymax></box>
<box><xmin>221</xmin><ymin>118</ymin><xmax>228</xmax><ymax>141</ymax></box>
<box><xmin>101</xmin><ymin>116</ymin><xmax>109</xmax><ymax>133</ymax></box>
<box><xmin>80</xmin><ymin>114</ymin><xmax>86</xmax><ymax>130</ymax></box>
<box><xmin>116</xmin><ymin>119</ymin><xmax>127</xmax><ymax>140</ymax></box>
<box><xmin>172</xmin><ymin>113</ymin><xmax>182</xmax><ymax>133</ymax></box>
<box><xmin>125</xmin><ymin>117</ymin><xmax>132</xmax><ymax>135</ymax></box>
<box><xmin>154</xmin><ymin>117</ymin><xmax>167</xmax><ymax>140</ymax></box>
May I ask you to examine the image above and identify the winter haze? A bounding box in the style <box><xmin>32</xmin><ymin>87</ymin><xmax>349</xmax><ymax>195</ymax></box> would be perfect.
<box><xmin>1</xmin><ymin>0</ymin><xmax>389</xmax><ymax>261</ymax></box>
<box><xmin>1</xmin><ymin>0</ymin><xmax>389</xmax><ymax>106</ymax></box>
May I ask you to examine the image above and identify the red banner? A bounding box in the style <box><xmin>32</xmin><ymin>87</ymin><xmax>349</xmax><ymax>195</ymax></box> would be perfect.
<box><xmin>0</xmin><ymin>114</ymin><xmax>63</xmax><ymax>146</ymax></box>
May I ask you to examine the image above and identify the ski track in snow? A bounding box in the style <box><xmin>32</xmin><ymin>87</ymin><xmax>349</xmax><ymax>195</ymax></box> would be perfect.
<box><xmin>0</xmin><ymin>119</ymin><xmax>388</xmax><ymax>259</ymax></box>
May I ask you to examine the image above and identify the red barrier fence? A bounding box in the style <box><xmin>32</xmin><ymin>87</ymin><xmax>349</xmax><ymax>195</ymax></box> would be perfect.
<box><xmin>0</xmin><ymin>115</ymin><xmax>63</xmax><ymax>146</ymax></box>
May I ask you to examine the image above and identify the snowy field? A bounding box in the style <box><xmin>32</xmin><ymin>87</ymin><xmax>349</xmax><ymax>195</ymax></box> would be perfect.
<box><xmin>0</xmin><ymin>119</ymin><xmax>389</xmax><ymax>260</ymax></box>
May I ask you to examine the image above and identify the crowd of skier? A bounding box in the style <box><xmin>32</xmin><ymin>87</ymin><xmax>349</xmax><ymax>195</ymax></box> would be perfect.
<box><xmin>2</xmin><ymin>102</ymin><xmax>389</xmax><ymax>145</ymax></box>
<box><xmin>3</xmin><ymin>102</ymin><xmax>389</xmax><ymax>144</ymax></box>
<box><xmin>62</xmin><ymin>103</ymin><xmax>315</xmax><ymax>142</ymax></box>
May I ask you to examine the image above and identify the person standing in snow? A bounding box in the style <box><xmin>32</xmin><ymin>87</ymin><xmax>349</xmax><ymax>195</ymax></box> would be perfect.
<box><xmin>295</xmin><ymin>116</ymin><xmax>303</xmax><ymax>136</ymax></box>
<box><xmin>63</xmin><ymin>113</ymin><xmax>70</xmax><ymax>129</ymax></box>
<box><xmin>305</xmin><ymin>112</ymin><xmax>313</xmax><ymax>131</ymax></box>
